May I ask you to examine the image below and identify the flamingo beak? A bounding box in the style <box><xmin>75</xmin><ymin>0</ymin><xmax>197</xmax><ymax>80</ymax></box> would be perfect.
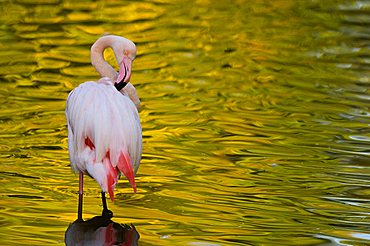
<box><xmin>114</xmin><ymin>55</ymin><xmax>132</xmax><ymax>90</ymax></box>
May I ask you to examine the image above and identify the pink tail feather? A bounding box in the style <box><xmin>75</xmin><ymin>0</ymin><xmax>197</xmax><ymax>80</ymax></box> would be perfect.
<box><xmin>117</xmin><ymin>151</ymin><xmax>137</xmax><ymax>193</ymax></box>
<box><xmin>104</xmin><ymin>151</ymin><xmax>118</xmax><ymax>201</ymax></box>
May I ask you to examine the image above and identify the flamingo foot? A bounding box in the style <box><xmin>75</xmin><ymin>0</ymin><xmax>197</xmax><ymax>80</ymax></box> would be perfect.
<box><xmin>101</xmin><ymin>192</ymin><xmax>113</xmax><ymax>219</ymax></box>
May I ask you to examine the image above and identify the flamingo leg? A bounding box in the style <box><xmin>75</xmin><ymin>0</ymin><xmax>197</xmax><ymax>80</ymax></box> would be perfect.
<box><xmin>101</xmin><ymin>192</ymin><xmax>113</xmax><ymax>219</ymax></box>
<box><xmin>77</xmin><ymin>171</ymin><xmax>83</xmax><ymax>221</ymax></box>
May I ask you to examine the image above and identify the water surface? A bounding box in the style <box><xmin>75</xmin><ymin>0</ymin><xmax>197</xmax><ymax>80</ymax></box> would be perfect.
<box><xmin>0</xmin><ymin>0</ymin><xmax>369</xmax><ymax>245</ymax></box>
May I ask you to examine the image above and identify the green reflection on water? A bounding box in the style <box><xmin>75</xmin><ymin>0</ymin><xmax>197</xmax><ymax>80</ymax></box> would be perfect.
<box><xmin>0</xmin><ymin>0</ymin><xmax>369</xmax><ymax>245</ymax></box>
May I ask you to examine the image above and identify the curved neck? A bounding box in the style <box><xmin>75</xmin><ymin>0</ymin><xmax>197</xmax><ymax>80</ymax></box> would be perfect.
<box><xmin>90</xmin><ymin>36</ymin><xmax>119</xmax><ymax>81</ymax></box>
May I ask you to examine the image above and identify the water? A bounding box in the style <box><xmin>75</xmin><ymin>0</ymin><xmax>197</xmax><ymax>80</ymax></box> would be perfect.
<box><xmin>0</xmin><ymin>0</ymin><xmax>369</xmax><ymax>245</ymax></box>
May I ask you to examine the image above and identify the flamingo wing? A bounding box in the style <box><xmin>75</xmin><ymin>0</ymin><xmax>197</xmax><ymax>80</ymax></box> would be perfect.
<box><xmin>66</xmin><ymin>80</ymin><xmax>142</xmax><ymax>199</ymax></box>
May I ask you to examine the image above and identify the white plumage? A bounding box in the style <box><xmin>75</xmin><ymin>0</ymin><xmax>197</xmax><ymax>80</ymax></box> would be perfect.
<box><xmin>65</xmin><ymin>35</ymin><xmax>141</xmax><ymax>219</ymax></box>
<box><xmin>66</xmin><ymin>79</ymin><xmax>141</xmax><ymax>192</ymax></box>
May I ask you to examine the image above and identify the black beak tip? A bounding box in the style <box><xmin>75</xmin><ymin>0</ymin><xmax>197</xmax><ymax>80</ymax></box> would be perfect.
<box><xmin>114</xmin><ymin>82</ymin><xmax>128</xmax><ymax>91</ymax></box>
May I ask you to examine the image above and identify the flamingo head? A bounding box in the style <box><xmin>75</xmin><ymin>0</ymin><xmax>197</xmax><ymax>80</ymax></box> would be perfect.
<box><xmin>114</xmin><ymin>39</ymin><xmax>136</xmax><ymax>91</ymax></box>
<box><xmin>91</xmin><ymin>35</ymin><xmax>137</xmax><ymax>87</ymax></box>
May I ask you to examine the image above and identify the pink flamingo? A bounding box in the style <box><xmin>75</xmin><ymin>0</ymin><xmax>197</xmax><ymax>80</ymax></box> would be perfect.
<box><xmin>66</xmin><ymin>35</ymin><xmax>142</xmax><ymax>220</ymax></box>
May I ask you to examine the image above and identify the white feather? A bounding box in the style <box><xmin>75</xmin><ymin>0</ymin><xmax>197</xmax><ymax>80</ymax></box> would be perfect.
<box><xmin>66</xmin><ymin>78</ymin><xmax>142</xmax><ymax>192</ymax></box>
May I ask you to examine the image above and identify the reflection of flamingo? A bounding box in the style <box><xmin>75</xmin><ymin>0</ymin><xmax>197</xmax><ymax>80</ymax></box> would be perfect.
<box><xmin>66</xmin><ymin>35</ymin><xmax>142</xmax><ymax>220</ymax></box>
<box><xmin>65</xmin><ymin>214</ymin><xmax>139</xmax><ymax>246</ymax></box>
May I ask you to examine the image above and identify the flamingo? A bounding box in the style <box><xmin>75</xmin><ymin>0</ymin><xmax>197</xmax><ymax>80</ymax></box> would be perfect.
<box><xmin>65</xmin><ymin>35</ymin><xmax>142</xmax><ymax>221</ymax></box>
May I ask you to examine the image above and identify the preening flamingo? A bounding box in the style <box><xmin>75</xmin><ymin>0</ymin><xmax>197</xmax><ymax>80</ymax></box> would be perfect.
<box><xmin>65</xmin><ymin>35</ymin><xmax>142</xmax><ymax>220</ymax></box>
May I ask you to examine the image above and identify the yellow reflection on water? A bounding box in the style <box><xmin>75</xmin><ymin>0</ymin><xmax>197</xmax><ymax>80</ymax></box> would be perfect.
<box><xmin>0</xmin><ymin>0</ymin><xmax>369</xmax><ymax>245</ymax></box>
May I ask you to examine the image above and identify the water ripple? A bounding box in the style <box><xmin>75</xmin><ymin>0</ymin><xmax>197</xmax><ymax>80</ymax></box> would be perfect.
<box><xmin>0</xmin><ymin>0</ymin><xmax>369</xmax><ymax>245</ymax></box>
